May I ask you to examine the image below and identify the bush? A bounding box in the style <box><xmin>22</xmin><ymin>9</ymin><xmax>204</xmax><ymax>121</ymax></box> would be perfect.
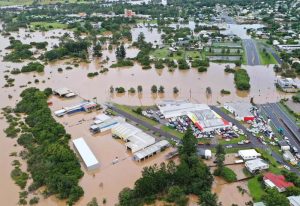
<box><xmin>224</xmin><ymin>68</ymin><xmax>236</xmax><ymax>73</ymax></box>
<box><xmin>11</xmin><ymin>167</ymin><xmax>29</xmax><ymax>189</ymax></box>
<box><xmin>115</xmin><ymin>87</ymin><xmax>126</xmax><ymax>93</ymax></box>
<box><xmin>177</xmin><ymin>59</ymin><xmax>190</xmax><ymax>70</ymax></box>
<box><xmin>87</xmin><ymin>72</ymin><xmax>99</xmax><ymax>78</ymax></box>
<box><xmin>110</xmin><ymin>59</ymin><xmax>134</xmax><ymax>68</ymax></box>
<box><xmin>198</xmin><ymin>66</ymin><xmax>207</xmax><ymax>72</ymax></box>
<box><xmin>21</xmin><ymin>62</ymin><xmax>44</xmax><ymax>73</ymax></box>
<box><xmin>221</xmin><ymin>89</ymin><xmax>231</xmax><ymax>94</ymax></box>
<box><xmin>154</xmin><ymin>60</ymin><xmax>164</xmax><ymax>69</ymax></box>
<box><xmin>234</xmin><ymin>69</ymin><xmax>250</xmax><ymax>90</ymax></box>
<box><xmin>214</xmin><ymin>167</ymin><xmax>237</xmax><ymax>182</ymax></box>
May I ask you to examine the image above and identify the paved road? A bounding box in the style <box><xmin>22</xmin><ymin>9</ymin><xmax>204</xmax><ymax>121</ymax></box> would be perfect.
<box><xmin>107</xmin><ymin>103</ymin><xmax>300</xmax><ymax>175</ymax></box>
<box><xmin>108</xmin><ymin>104</ymin><xmax>181</xmax><ymax>143</ymax></box>
<box><xmin>243</xmin><ymin>39</ymin><xmax>261</xmax><ymax>66</ymax></box>
<box><xmin>211</xmin><ymin>106</ymin><xmax>300</xmax><ymax>175</ymax></box>
<box><xmin>260</xmin><ymin>103</ymin><xmax>300</xmax><ymax>151</ymax></box>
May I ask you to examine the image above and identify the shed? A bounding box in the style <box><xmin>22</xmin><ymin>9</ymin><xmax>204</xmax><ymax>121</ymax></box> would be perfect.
<box><xmin>278</xmin><ymin>140</ymin><xmax>290</xmax><ymax>151</ymax></box>
<box><xmin>72</xmin><ymin>138</ymin><xmax>100</xmax><ymax>171</ymax></box>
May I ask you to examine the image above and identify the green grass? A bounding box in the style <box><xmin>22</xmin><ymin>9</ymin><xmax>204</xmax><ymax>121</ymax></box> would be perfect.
<box><xmin>151</xmin><ymin>48</ymin><xmax>169</xmax><ymax>59</ymax></box>
<box><xmin>30</xmin><ymin>22</ymin><xmax>68</xmax><ymax>30</ymax></box>
<box><xmin>279</xmin><ymin>101</ymin><xmax>300</xmax><ymax>126</ymax></box>
<box><xmin>114</xmin><ymin>104</ymin><xmax>159</xmax><ymax>126</ymax></box>
<box><xmin>218</xmin><ymin>135</ymin><xmax>247</xmax><ymax>145</ymax></box>
<box><xmin>151</xmin><ymin>48</ymin><xmax>200</xmax><ymax>61</ymax></box>
<box><xmin>259</xmin><ymin>51</ymin><xmax>277</xmax><ymax>65</ymax></box>
<box><xmin>248</xmin><ymin>176</ymin><xmax>265</xmax><ymax>202</ymax></box>
<box><xmin>242</xmin><ymin>51</ymin><xmax>247</xmax><ymax>65</ymax></box>
<box><xmin>256</xmin><ymin>148</ymin><xmax>282</xmax><ymax>174</ymax></box>
<box><xmin>160</xmin><ymin>125</ymin><xmax>184</xmax><ymax>139</ymax></box>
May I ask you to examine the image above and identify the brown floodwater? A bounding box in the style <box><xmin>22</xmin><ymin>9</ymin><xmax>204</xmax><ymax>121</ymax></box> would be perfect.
<box><xmin>0</xmin><ymin>25</ymin><xmax>294</xmax><ymax>205</ymax></box>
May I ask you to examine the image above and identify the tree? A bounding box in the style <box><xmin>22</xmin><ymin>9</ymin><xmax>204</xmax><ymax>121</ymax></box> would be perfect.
<box><xmin>87</xmin><ymin>197</ymin><xmax>99</xmax><ymax>206</ymax></box>
<box><xmin>179</xmin><ymin>128</ymin><xmax>197</xmax><ymax>157</ymax></box>
<box><xmin>199</xmin><ymin>191</ymin><xmax>219</xmax><ymax>206</ymax></box>
<box><xmin>119</xmin><ymin>44</ymin><xmax>126</xmax><ymax>59</ymax></box>
<box><xmin>262</xmin><ymin>189</ymin><xmax>289</xmax><ymax>206</ymax></box>
<box><xmin>214</xmin><ymin>144</ymin><xmax>225</xmax><ymax>175</ymax></box>
<box><xmin>137</xmin><ymin>32</ymin><xmax>145</xmax><ymax>44</ymax></box>
<box><xmin>158</xmin><ymin>86</ymin><xmax>165</xmax><ymax>93</ymax></box>
<box><xmin>93</xmin><ymin>44</ymin><xmax>102</xmax><ymax>57</ymax></box>
<box><xmin>151</xmin><ymin>85</ymin><xmax>157</xmax><ymax>93</ymax></box>
<box><xmin>286</xmin><ymin>187</ymin><xmax>300</xmax><ymax>196</ymax></box>
<box><xmin>137</xmin><ymin>85</ymin><xmax>143</xmax><ymax>93</ymax></box>
<box><xmin>173</xmin><ymin>87</ymin><xmax>179</xmax><ymax>94</ymax></box>
<box><xmin>110</xmin><ymin>86</ymin><xmax>114</xmax><ymax>93</ymax></box>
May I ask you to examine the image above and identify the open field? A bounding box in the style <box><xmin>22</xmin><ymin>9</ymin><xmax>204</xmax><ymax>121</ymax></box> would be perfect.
<box><xmin>248</xmin><ymin>176</ymin><xmax>265</xmax><ymax>202</ymax></box>
<box><xmin>151</xmin><ymin>48</ymin><xmax>200</xmax><ymax>61</ymax></box>
<box><xmin>30</xmin><ymin>22</ymin><xmax>68</xmax><ymax>30</ymax></box>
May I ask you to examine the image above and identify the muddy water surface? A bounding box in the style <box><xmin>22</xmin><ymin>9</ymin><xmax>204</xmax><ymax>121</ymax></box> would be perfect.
<box><xmin>0</xmin><ymin>25</ymin><xmax>294</xmax><ymax>206</ymax></box>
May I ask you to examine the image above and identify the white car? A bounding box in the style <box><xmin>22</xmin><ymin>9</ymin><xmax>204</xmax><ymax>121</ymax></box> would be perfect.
<box><xmin>283</xmin><ymin>165</ymin><xmax>291</xmax><ymax>171</ymax></box>
<box><xmin>226</xmin><ymin>145</ymin><xmax>233</xmax><ymax>148</ymax></box>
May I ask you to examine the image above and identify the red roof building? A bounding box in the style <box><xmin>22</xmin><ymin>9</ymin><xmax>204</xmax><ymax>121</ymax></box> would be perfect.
<box><xmin>263</xmin><ymin>172</ymin><xmax>294</xmax><ymax>192</ymax></box>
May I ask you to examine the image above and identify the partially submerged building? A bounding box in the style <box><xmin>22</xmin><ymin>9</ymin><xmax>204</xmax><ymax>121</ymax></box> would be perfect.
<box><xmin>54</xmin><ymin>101</ymin><xmax>98</xmax><ymax>117</ymax></box>
<box><xmin>245</xmin><ymin>158</ymin><xmax>269</xmax><ymax>173</ymax></box>
<box><xmin>90</xmin><ymin>117</ymin><xmax>125</xmax><ymax>133</ymax></box>
<box><xmin>112</xmin><ymin>122</ymin><xmax>156</xmax><ymax>153</ymax></box>
<box><xmin>224</xmin><ymin>101</ymin><xmax>255</xmax><ymax>122</ymax></box>
<box><xmin>53</xmin><ymin>87</ymin><xmax>76</xmax><ymax>98</ymax></box>
<box><xmin>72</xmin><ymin>137</ymin><xmax>100</xmax><ymax>171</ymax></box>
<box><xmin>133</xmin><ymin>140</ymin><xmax>170</xmax><ymax>161</ymax></box>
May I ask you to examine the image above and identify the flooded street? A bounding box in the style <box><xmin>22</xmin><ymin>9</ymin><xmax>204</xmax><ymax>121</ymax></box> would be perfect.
<box><xmin>0</xmin><ymin>24</ymin><xmax>294</xmax><ymax>206</ymax></box>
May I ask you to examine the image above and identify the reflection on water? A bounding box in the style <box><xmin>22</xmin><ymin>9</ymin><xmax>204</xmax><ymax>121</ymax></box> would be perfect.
<box><xmin>0</xmin><ymin>24</ymin><xmax>293</xmax><ymax>206</ymax></box>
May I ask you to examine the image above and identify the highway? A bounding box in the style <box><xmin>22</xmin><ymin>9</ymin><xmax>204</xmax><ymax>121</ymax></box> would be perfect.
<box><xmin>260</xmin><ymin>103</ymin><xmax>300</xmax><ymax>152</ymax></box>
<box><xmin>211</xmin><ymin>105</ymin><xmax>300</xmax><ymax>175</ymax></box>
<box><xmin>243</xmin><ymin>39</ymin><xmax>261</xmax><ymax>66</ymax></box>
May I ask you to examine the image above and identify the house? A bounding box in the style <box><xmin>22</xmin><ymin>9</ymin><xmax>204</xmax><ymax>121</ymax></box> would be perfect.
<box><xmin>263</xmin><ymin>172</ymin><xmax>294</xmax><ymax>192</ymax></box>
<box><xmin>53</xmin><ymin>87</ymin><xmax>76</xmax><ymax>98</ymax></box>
<box><xmin>288</xmin><ymin>195</ymin><xmax>300</xmax><ymax>206</ymax></box>
<box><xmin>224</xmin><ymin>102</ymin><xmax>255</xmax><ymax>122</ymax></box>
<box><xmin>277</xmin><ymin>77</ymin><xmax>297</xmax><ymax>89</ymax></box>
<box><xmin>245</xmin><ymin>158</ymin><xmax>269</xmax><ymax>173</ymax></box>
<box><xmin>278</xmin><ymin>140</ymin><xmax>290</xmax><ymax>151</ymax></box>
<box><xmin>238</xmin><ymin>149</ymin><xmax>261</xmax><ymax>160</ymax></box>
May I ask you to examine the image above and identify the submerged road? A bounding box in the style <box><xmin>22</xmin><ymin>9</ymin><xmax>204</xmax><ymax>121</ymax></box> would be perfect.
<box><xmin>243</xmin><ymin>39</ymin><xmax>261</xmax><ymax>66</ymax></box>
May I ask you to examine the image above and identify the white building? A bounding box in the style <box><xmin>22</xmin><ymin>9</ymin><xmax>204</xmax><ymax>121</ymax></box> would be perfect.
<box><xmin>283</xmin><ymin>150</ymin><xmax>297</xmax><ymax>164</ymax></box>
<box><xmin>224</xmin><ymin>102</ymin><xmax>255</xmax><ymax>122</ymax></box>
<box><xmin>112</xmin><ymin>122</ymin><xmax>156</xmax><ymax>153</ymax></box>
<box><xmin>277</xmin><ymin>77</ymin><xmax>298</xmax><ymax>89</ymax></box>
<box><xmin>157</xmin><ymin>100</ymin><xmax>210</xmax><ymax>119</ymax></box>
<box><xmin>288</xmin><ymin>195</ymin><xmax>300</xmax><ymax>206</ymax></box>
<box><xmin>245</xmin><ymin>158</ymin><xmax>269</xmax><ymax>173</ymax></box>
<box><xmin>90</xmin><ymin>117</ymin><xmax>125</xmax><ymax>133</ymax></box>
<box><xmin>133</xmin><ymin>140</ymin><xmax>170</xmax><ymax>161</ymax></box>
<box><xmin>72</xmin><ymin>138</ymin><xmax>100</xmax><ymax>171</ymax></box>
<box><xmin>53</xmin><ymin>87</ymin><xmax>76</xmax><ymax>98</ymax></box>
<box><xmin>238</xmin><ymin>149</ymin><xmax>261</xmax><ymax>160</ymax></box>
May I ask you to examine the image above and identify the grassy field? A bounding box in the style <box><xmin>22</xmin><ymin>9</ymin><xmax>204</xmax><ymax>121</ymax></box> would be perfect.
<box><xmin>114</xmin><ymin>104</ymin><xmax>159</xmax><ymax>126</ymax></box>
<box><xmin>30</xmin><ymin>22</ymin><xmax>68</xmax><ymax>30</ymax></box>
<box><xmin>259</xmin><ymin>51</ymin><xmax>278</xmax><ymax>65</ymax></box>
<box><xmin>151</xmin><ymin>48</ymin><xmax>200</xmax><ymax>61</ymax></box>
<box><xmin>0</xmin><ymin>0</ymin><xmax>81</xmax><ymax>6</ymax></box>
<box><xmin>248</xmin><ymin>176</ymin><xmax>265</xmax><ymax>202</ymax></box>
<box><xmin>160</xmin><ymin>125</ymin><xmax>184</xmax><ymax>139</ymax></box>
<box><xmin>218</xmin><ymin>135</ymin><xmax>247</xmax><ymax>145</ymax></box>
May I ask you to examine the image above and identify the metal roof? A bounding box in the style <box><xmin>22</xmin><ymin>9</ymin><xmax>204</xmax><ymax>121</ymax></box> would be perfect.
<box><xmin>72</xmin><ymin>138</ymin><xmax>99</xmax><ymax>170</ymax></box>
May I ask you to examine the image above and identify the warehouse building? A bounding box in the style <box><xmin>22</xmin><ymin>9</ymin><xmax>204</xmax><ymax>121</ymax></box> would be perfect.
<box><xmin>245</xmin><ymin>158</ymin><xmax>269</xmax><ymax>173</ymax></box>
<box><xmin>224</xmin><ymin>101</ymin><xmax>255</xmax><ymax>122</ymax></box>
<box><xmin>238</xmin><ymin>149</ymin><xmax>261</xmax><ymax>160</ymax></box>
<box><xmin>53</xmin><ymin>87</ymin><xmax>76</xmax><ymax>98</ymax></box>
<box><xmin>72</xmin><ymin>138</ymin><xmax>100</xmax><ymax>171</ymax></box>
<box><xmin>112</xmin><ymin>122</ymin><xmax>156</xmax><ymax>153</ymax></box>
<box><xmin>156</xmin><ymin>100</ymin><xmax>209</xmax><ymax>119</ymax></box>
<box><xmin>54</xmin><ymin>101</ymin><xmax>98</xmax><ymax>117</ymax></box>
<box><xmin>133</xmin><ymin>140</ymin><xmax>170</xmax><ymax>161</ymax></box>
<box><xmin>90</xmin><ymin>117</ymin><xmax>125</xmax><ymax>133</ymax></box>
